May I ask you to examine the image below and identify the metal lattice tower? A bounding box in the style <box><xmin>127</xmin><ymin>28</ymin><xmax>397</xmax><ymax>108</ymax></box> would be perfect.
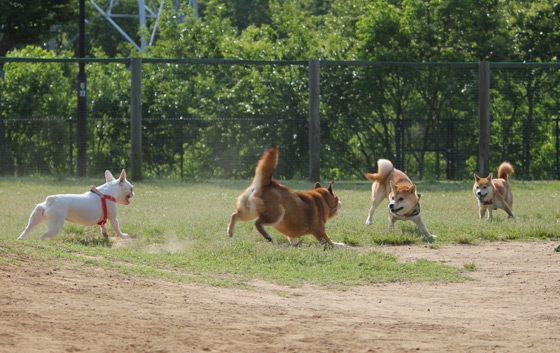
<box><xmin>89</xmin><ymin>0</ymin><xmax>198</xmax><ymax>53</ymax></box>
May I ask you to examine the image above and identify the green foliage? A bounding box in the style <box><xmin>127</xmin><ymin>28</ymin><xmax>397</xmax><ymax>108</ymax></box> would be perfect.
<box><xmin>2</xmin><ymin>1</ymin><xmax>560</xmax><ymax>180</ymax></box>
<box><xmin>1</xmin><ymin>47</ymin><xmax>75</xmax><ymax>175</ymax></box>
<box><xmin>0</xmin><ymin>0</ymin><xmax>76</xmax><ymax>57</ymax></box>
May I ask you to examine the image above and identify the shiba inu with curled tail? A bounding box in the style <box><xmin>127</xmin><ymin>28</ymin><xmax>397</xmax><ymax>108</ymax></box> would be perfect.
<box><xmin>227</xmin><ymin>145</ymin><xmax>344</xmax><ymax>246</ymax></box>
<box><xmin>473</xmin><ymin>162</ymin><xmax>515</xmax><ymax>219</ymax></box>
<box><xmin>365</xmin><ymin>159</ymin><xmax>436</xmax><ymax>242</ymax></box>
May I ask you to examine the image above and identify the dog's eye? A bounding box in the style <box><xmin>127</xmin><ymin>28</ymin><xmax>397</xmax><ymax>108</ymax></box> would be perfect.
<box><xmin>398</xmin><ymin>197</ymin><xmax>404</xmax><ymax>201</ymax></box>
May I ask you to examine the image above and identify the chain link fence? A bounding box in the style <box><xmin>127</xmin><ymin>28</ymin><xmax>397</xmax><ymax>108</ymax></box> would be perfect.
<box><xmin>1</xmin><ymin>58</ymin><xmax>559</xmax><ymax>180</ymax></box>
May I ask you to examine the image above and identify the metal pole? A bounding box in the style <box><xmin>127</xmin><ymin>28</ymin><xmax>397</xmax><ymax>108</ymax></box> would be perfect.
<box><xmin>130</xmin><ymin>58</ymin><xmax>143</xmax><ymax>181</ymax></box>
<box><xmin>554</xmin><ymin>117</ymin><xmax>560</xmax><ymax>180</ymax></box>
<box><xmin>308</xmin><ymin>59</ymin><xmax>321</xmax><ymax>182</ymax></box>
<box><xmin>77</xmin><ymin>0</ymin><xmax>87</xmax><ymax>176</ymax></box>
<box><xmin>478</xmin><ymin>61</ymin><xmax>491</xmax><ymax>176</ymax></box>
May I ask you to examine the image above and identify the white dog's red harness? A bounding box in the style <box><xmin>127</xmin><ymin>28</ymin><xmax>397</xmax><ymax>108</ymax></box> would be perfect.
<box><xmin>90</xmin><ymin>186</ymin><xmax>117</xmax><ymax>226</ymax></box>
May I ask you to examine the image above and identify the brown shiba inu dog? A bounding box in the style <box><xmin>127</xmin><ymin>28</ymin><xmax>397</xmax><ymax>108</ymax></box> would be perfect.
<box><xmin>473</xmin><ymin>162</ymin><xmax>514</xmax><ymax>219</ymax></box>
<box><xmin>365</xmin><ymin>159</ymin><xmax>436</xmax><ymax>241</ymax></box>
<box><xmin>227</xmin><ymin>146</ymin><xmax>344</xmax><ymax>246</ymax></box>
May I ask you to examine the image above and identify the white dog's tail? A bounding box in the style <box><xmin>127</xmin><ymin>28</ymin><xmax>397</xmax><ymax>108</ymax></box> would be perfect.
<box><xmin>18</xmin><ymin>202</ymin><xmax>47</xmax><ymax>240</ymax></box>
<box><xmin>365</xmin><ymin>159</ymin><xmax>394</xmax><ymax>182</ymax></box>
<box><xmin>252</xmin><ymin>145</ymin><xmax>279</xmax><ymax>191</ymax></box>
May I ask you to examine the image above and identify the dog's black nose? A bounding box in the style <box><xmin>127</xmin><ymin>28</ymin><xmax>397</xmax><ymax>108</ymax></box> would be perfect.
<box><xmin>389</xmin><ymin>204</ymin><xmax>394</xmax><ymax>209</ymax></box>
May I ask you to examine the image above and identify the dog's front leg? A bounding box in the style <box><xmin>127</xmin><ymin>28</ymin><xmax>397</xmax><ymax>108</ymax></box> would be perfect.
<box><xmin>479</xmin><ymin>207</ymin><xmax>487</xmax><ymax>219</ymax></box>
<box><xmin>365</xmin><ymin>206</ymin><xmax>376</xmax><ymax>225</ymax></box>
<box><xmin>108</xmin><ymin>218</ymin><xmax>128</xmax><ymax>238</ymax></box>
<box><xmin>387</xmin><ymin>215</ymin><xmax>397</xmax><ymax>232</ymax></box>
<box><xmin>100</xmin><ymin>224</ymin><xmax>110</xmax><ymax>238</ymax></box>
<box><xmin>412</xmin><ymin>216</ymin><xmax>436</xmax><ymax>242</ymax></box>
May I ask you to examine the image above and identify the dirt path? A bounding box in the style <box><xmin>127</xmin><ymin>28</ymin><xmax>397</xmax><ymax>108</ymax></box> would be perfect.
<box><xmin>1</xmin><ymin>241</ymin><xmax>559</xmax><ymax>353</ymax></box>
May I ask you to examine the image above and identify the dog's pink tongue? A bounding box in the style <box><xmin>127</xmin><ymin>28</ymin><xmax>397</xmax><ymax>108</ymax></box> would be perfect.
<box><xmin>478</xmin><ymin>194</ymin><xmax>486</xmax><ymax>201</ymax></box>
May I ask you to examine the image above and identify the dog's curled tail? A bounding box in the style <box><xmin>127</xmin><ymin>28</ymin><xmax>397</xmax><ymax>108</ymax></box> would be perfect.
<box><xmin>498</xmin><ymin>162</ymin><xmax>514</xmax><ymax>180</ymax></box>
<box><xmin>365</xmin><ymin>159</ymin><xmax>394</xmax><ymax>182</ymax></box>
<box><xmin>253</xmin><ymin>145</ymin><xmax>279</xmax><ymax>189</ymax></box>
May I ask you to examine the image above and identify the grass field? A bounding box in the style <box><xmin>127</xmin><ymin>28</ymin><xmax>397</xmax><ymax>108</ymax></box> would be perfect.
<box><xmin>1</xmin><ymin>176</ymin><xmax>559</xmax><ymax>288</ymax></box>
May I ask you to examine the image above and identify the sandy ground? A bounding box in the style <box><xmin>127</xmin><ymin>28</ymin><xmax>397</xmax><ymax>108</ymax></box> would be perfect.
<box><xmin>1</xmin><ymin>240</ymin><xmax>559</xmax><ymax>353</ymax></box>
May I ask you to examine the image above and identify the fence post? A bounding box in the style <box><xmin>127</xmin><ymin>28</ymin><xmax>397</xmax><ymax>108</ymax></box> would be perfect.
<box><xmin>77</xmin><ymin>0</ymin><xmax>87</xmax><ymax>177</ymax></box>
<box><xmin>308</xmin><ymin>59</ymin><xmax>320</xmax><ymax>182</ymax></box>
<box><xmin>478</xmin><ymin>61</ymin><xmax>490</xmax><ymax>176</ymax></box>
<box><xmin>130</xmin><ymin>57</ymin><xmax>142</xmax><ymax>181</ymax></box>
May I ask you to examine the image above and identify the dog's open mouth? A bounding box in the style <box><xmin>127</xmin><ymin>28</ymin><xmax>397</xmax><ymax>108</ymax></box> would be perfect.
<box><xmin>390</xmin><ymin>206</ymin><xmax>404</xmax><ymax>215</ymax></box>
<box><xmin>477</xmin><ymin>193</ymin><xmax>487</xmax><ymax>202</ymax></box>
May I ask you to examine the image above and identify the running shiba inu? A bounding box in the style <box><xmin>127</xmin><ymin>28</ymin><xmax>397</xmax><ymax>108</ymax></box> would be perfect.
<box><xmin>18</xmin><ymin>170</ymin><xmax>134</xmax><ymax>241</ymax></box>
<box><xmin>473</xmin><ymin>162</ymin><xmax>514</xmax><ymax>219</ymax></box>
<box><xmin>365</xmin><ymin>159</ymin><xmax>436</xmax><ymax>241</ymax></box>
<box><xmin>227</xmin><ymin>145</ymin><xmax>344</xmax><ymax>246</ymax></box>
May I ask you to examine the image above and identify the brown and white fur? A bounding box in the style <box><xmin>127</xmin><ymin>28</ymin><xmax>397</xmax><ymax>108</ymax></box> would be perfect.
<box><xmin>18</xmin><ymin>170</ymin><xmax>134</xmax><ymax>241</ymax></box>
<box><xmin>365</xmin><ymin>159</ymin><xmax>436</xmax><ymax>241</ymax></box>
<box><xmin>473</xmin><ymin>162</ymin><xmax>514</xmax><ymax>219</ymax></box>
<box><xmin>227</xmin><ymin>146</ymin><xmax>344</xmax><ymax>246</ymax></box>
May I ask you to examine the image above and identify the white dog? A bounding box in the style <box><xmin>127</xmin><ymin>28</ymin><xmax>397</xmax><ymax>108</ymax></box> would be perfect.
<box><xmin>18</xmin><ymin>170</ymin><xmax>134</xmax><ymax>241</ymax></box>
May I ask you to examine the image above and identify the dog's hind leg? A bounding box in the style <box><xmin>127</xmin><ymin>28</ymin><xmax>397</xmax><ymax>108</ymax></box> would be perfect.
<box><xmin>227</xmin><ymin>212</ymin><xmax>249</xmax><ymax>237</ymax></box>
<box><xmin>38</xmin><ymin>207</ymin><xmax>66</xmax><ymax>241</ymax></box>
<box><xmin>314</xmin><ymin>231</ymin><xmax>345</xmax><ymax>247</ymax></box>
<box><xmin>503</xmin><ymin>204</ymin><xmax>515</xmax><ymax>218</ymax></box>
<box><xmin>254</xmin><ymin>219</ymin><xmax>274</xmax><ymax>242</ymax></box>
<box><xmin>366</xmin><ymin>183</ymin><xmax>387</xmax><ymax>225</ymax></box>
<box><xmin>18</xmin><ymin>203</ymin><xmax>47</xmax><ymax>240</ymax></box>
<box><xmin>254</xmin><ymin>206</ymin><xmax>285</xmax><ymax>243</ymax></box>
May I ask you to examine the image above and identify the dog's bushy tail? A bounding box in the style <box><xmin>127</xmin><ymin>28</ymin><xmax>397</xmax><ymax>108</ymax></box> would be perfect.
<box><xmin>498</xmin><ymin>162</ymin><xmax>514</xmax><ymax>180</ymax></box>
<box><xmin>253</xmin><ymin>145</ymin><xmax>278</xmax><ymax>189</ymax></box>
<box><xmin>365</xmin><ymin>159</ymin><xmax>394</xmax><ymax>182</ymax></box>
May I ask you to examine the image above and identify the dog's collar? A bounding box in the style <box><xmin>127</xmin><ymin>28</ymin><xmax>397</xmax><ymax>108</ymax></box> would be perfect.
<box><xmin>90</xmin><ymin>186</ymin><xmax>117</xmax><ymax>226</ymax></box>
<box><xmin>403</xmin><ymin>202</ymin><xmax>421</xmax><ymax>218</ymax></box>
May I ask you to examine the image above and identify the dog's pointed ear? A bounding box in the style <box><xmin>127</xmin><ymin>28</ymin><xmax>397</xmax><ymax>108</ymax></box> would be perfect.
<box><xmin>474</xmin><ymin>173</ymin><xmax>481</xmax><ymax>181</ymax></box>
<box><xmin>390</xmin><ymin>180</ymin><xmax>397</xmax><ymax>193</ymax></box>
<box><xmin>327</xmin><ymin>182</ymin><xmax>334</xmax><ymax>195</ymax></box>
<box><xmin>105</xmin><ymin>170</ymin><xmax>115</xmax><ymax>182</ymax></box>
<box><xmin>486</xmin><ymin>172</ymin><xmax>493</xmax><ymax>180</ymax></box>
<box><xmin>314</xmin><ymin>182</ymin><xmax>322</xmax><ymax>189</ymax></box>
<box><xmin>409</xmin><ymin>185</ymin><xmax>417</xmax><ymax>194</ymax></box>
<box><xmin>119</xmin><ymin>169</ymin><xmax>126</xmax><ymax>183</ymax></box>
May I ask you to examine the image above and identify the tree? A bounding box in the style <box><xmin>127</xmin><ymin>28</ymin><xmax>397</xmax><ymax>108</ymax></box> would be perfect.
<box><xmin>0</xmin><ymin>0</ymin><xmax>76</xmax><ymax>57</ymax></box>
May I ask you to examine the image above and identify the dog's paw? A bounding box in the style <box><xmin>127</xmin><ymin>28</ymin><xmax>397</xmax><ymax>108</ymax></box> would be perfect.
<box><xmin>365</xmin><ymin>219</ymin><xmax>372</xmax><ymax>226</ymax></box>
<box><xmin>333</xmin><ymin>242</ymin><xmax>346</xmax><ymax>247</ymax></box>
<box><xmin>120</xmin><ymin>233</ymin><xmax>129</xmax><ymax>238</ymax></box>
<box><xmin>422</xmin><ymin>235</ymin><xmax>437</xmax><ymax>243</ymax></box>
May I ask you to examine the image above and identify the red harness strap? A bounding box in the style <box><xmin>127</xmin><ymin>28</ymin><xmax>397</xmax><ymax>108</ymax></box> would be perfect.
<box><xmin>90</xmin><ymin>186</ymin><xmax>117</xmax><ymax>226</ymax></box>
